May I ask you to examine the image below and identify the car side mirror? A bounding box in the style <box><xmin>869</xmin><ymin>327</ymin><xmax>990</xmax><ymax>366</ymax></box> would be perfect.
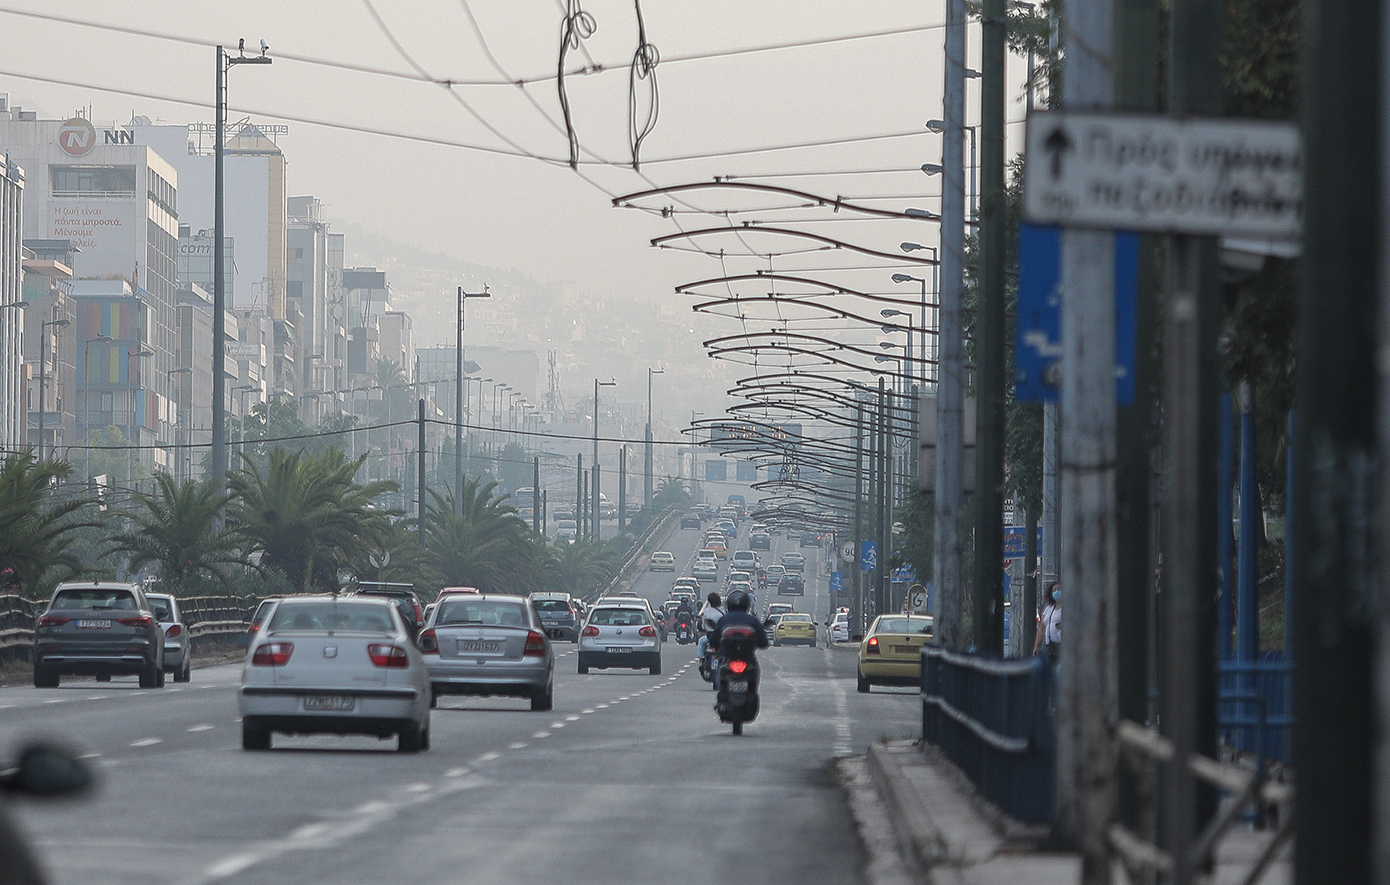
<box><xmin>2</xmin><ymin>745</ymin><xmax>93</xmax><ymax>798</ymax></box>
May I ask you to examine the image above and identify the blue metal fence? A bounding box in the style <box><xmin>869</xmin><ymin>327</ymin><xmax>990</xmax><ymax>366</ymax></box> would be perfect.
<box><xmin>920</xmin><ymin>646</ymin><xmax>1055</xmax><ymax>823</ymax></box>
<box><xmin>1218</xmin><ymin>653</ymin><xmax>1292</xmax><ymax>763</ymax></box>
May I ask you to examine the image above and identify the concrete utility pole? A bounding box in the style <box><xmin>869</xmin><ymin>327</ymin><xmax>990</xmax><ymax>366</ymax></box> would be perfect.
<box><xmin>932</xmin><ymin>0</ymin><xmax>968</xmax><ymax>651</ymax></box>
<box><xmin>972</xmin><ymin>0</ymin><xmax>1007</xmax><ymax>654</ymax></box>
<box><xmin>1055</xmin><ymin>0</ymin><xmax>1118</xmax><ymax>879</ymax></box>
<box><xmin>645</xmin><ymin>367</ymin><xmax>662</xmax><ymax>512</ymax></box>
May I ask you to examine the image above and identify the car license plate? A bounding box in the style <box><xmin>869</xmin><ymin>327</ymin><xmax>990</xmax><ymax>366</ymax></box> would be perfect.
<box><xmin>302</xmin><ymin>695</ymin><xmax>355</xmax><ymax>712</ymax></box>
<box><xmin>893</xmin><ymin>645</ymin><xmax>917</xmax><ymax>655</ymax></box>
<box><xmin>76</xmin><ymin>620</ymin><xmax>111</xmax><ymax>629</ymax></box>
<box><xmin>457</xmin><ymin>639</ymin><xmax>500</xmax><ymax>654</ymax></box>
<box><xmin>606</xmin><ymin>647</ymin><xmax>632</xmax><ymax>654</ymax></box>
<box><xmin>726</xmin><ymin>680</ymin><xmax>748</xmax><ymax>692</ymax></box>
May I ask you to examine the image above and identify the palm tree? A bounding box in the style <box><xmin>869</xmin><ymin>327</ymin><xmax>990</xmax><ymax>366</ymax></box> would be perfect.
<box><xmin>0</xmin><ymin>453</ymin><xmax>100</xmax><ymax>596</ymax></box>
<box><xmin>653</xmin><ymin>477</ymin><xmax>693</xmax><ymax>511</ymax></box>
<box><xmin>553</xmin><ymin>538</ymin><xmax>619</xmax><ymax>600</ymax></box>
<box><xmin>424</xmin><ymin>480</ymin><xmax>532</xmax><ymax>593</ymax></box>
<box><xmin>229</xmin><ymin>448</ymin><xmax>399</xmax><ymax>592</ymax></box>
<box><xmin>107</xmin><ymin>472</ymin><xmax>245</xmax><ymax>593</ymax></box>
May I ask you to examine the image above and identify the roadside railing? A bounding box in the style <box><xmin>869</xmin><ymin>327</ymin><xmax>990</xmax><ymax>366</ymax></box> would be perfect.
<box><xmin>587</xmin><ymin>507</ymin><xmax>681</xmax><ymax>603</ymax></box>
<box><xmin>0</xmin><ymin>593</ymin><xmax>256</xmax><ymax>657</ymax></box>
<box><xmin>920</xmin><ymin>646</ymin><xmax>1056</xmax><ymax>824</ymax></box>
<box><xmin>1218</xmin><ymin>655</ymin><xmax>1292</xmax><ymax>763</ymax></box>
<box><xmin>0</xmin><ymin>594</ymin><xmax>39</xmax><ymax>659</ymax></box>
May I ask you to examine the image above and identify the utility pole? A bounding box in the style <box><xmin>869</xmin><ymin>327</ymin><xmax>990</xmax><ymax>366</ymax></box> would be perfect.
<box><xmin>933</xmin><ymin>0</ymin><xmax>968</xmax><ymax>651</ymax></box>
<box><xmin>533</xmin><ymin>455</ymin><xmax>541</xmax><ymax>534</ymax></box>
<box><xmin>455</xmin><ymin>285</ymin><xmax>489</xmax><ymax>514</ymax></box>
<box><xmin>212</xmin><ymin>42</ymin><xmax>271</xmax><ymax>486</ymax></box>
<box><xmin>593</xmin><ymin>378</ymin><xmax>615</xmax><ymax>541</ymax></box>
<box><xmin>575</xmin><ymin>454</ymin><xmax>584</xmax><ymax>540</ymax></box>
<box><xmin>618</xmin><ymin>445</ymin><xmax>628</xmax><ymax>532</ymax></box>
<box><xmin>1303</xmin><ymin>0</ymin><xmax>1376</xmax><ymax>879</ymax></box>
<box><xmin>646</xmin><ymin>367</ymin><xmax>663</xmax><ymax>512</ymax></box>
<box><xmin>972</xmin><ymin>0</ymin><xmax>1007</xmax><ymax>655</ymax></box>
<box><xmin>417</xmin><ymin>398</ymin><xmax>426</xmax><ymax>550</ymax></box>
<box><xmin>853</xmin><ymin>399</ymin><xmax>865</xmax><ymax>634</ymax></box>
<box><xmin>1055</xmin><ymin>0</ymin><xmax>1117</xmax><ymax>879</ymax></box>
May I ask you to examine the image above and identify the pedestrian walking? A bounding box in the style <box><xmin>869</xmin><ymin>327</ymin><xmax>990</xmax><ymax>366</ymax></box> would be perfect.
<box><xmin>1032</xmin><ymin>581</ymin><xmax>1062</xmax><ymax>660</ymax></box>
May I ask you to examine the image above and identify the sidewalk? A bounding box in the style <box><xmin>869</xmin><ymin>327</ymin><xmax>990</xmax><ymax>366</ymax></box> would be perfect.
<box><xmin>845</xmin><ymin>739</ymin><xmax>1292</xmax><ymax>885</ymax></box>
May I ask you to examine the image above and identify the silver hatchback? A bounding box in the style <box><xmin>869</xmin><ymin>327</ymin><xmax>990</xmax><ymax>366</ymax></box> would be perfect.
<box><xmin>420</xmin><ymin>594</ymin><xmax>555</xmax><ymax>711</ymax></box>
<box><xmin>239</xmin><ymin>596</ymin><xmax>431</xmax><ymax>752</ymax></box>
<box><xmin>577</xmin><ymin>602</ymin><xmax>662</xmax><ymax>675</ymax></box>
<box><xmin>146</xmin><ymin>593</ymin><xmax>192</xmax><ymax>683</ymax></box>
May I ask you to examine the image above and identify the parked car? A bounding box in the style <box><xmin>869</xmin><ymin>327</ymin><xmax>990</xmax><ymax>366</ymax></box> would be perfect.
<box><xmin>578</xmin><ymin>601</ymin><xmax>662</xmax><ymax>675</ymax></box>
<box><xmin>829</xmin><ymin>610</ymin><xmax>852</xmax><ymax>643</ymax></box>
<box><xmin>146</xmin><ymin>593</ymin><xmax>192</xmax><ymax>683</ymax></box>
<box><xmin>782</xmin><ymin>552</ymin><xmax>806</xmax><ymax>572</ymax></box>
<box><xmin>239</xmin><ymin>595</ymin><xmax>431</xmax><ymax>751</ymax></box>
<box><xmin>773</xmin><ymin>612</ymin><xmax>817</xmax><ymax>646</ymax></box>
<box><xmin>350</xmin><ymin>583</ymin><xmax>425</xmax><ymax>641</ymax></box>
<box><xmin>420</xmin><ymin>594</ymin><xmax>555</xmax><ymax>711</ymax></box>
<box><xmin>530</xmin><ymin>592</ymin><xmax>581</xmax><ymax>642</ymax></box>
<box><xmin>857</xmin><ymin>614</ymin><xmax>935</xmax><ymax>693</ymax></box>
<box><xmin>34</xmin><ymin>582</ymin><xmax>164</xmax><ymax>688</ymax></box>
<box><xmin>649</xmin><ymin>551</ymin><xmax>676</xmax><ymax>572</ymax></box>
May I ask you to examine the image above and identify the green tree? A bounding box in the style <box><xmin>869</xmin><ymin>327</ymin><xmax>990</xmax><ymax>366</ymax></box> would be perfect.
<box><xmin>229</xmin><ymin>448</ymin><xmax>399</xmax><ymax>592</ymax></box>
<box><xmin>107</xmin><ymin>472</ymin><xmax>245</xmax><ymax>594</ymax></box>
<box><xmin>0</xmin><ymin>454</ymin><xmax>102</xmax><ymax>596</ymax></box>
<box><xmin>553</xmin><ymin>538</ymin><xmax>619</xmax><ymax>600</ymax></box>
<box><xmin>652</xmin><ymin>477</ymin><xmax>693</xmax><ymax>512</ymax></box>
<box><xmin>423</xmin><ymin>480</ymin><xmax>532</xmax><ymax>593</ymax></box>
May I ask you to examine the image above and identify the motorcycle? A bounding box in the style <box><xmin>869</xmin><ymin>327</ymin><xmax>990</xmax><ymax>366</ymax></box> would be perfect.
<box><xmin>674</xmin><ymin>617</ymin><xmax>695</xmax><ymax>644</ymax></box>
<box><xmin>714</xmin><ymin>625</ymin><xmax>761</xmax><ymax>735</ymax></box>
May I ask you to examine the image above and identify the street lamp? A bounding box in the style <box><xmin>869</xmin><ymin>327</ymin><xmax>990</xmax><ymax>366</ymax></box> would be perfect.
<box><xmin>166</xmin><ymin>366</ymin><xmax>193</xmax><ymax>479</ymax></box>
<box><xmin>646</xmin><ymin>367</ymin><xmax>664</xmax><ymax>511</ymax></box>
<box><xmin>593</xmin><ymin>378</ymin><xmax>616</xmax><ymax>539</ymax></box>
<box><xmin>455</xmin><ymin>284</ymin><xmax>490</xmax><ymax>514</ymax></box>
<box><xmin>893</xmin><ymin>267</ymin><xmax>937</xmax><ymax>387</ymax></box>
<box><xmin>926</xmin><ymin>119</ymin><xmax>978</xmax><ymax>221</ymax></box>
<box><xmin>880</xmin><ymin>312</ymin><xmax>916</xmax><ymax>392</ymax></box>
<box><xmin>37</xmin><ymin>318</ymin><xmax>69</xmax><ymax>461</ymax></box>
<box><xmin>232</xmin><ymin>384</ymin><xmax>258</xmax><ymax>460</ymax></box>
<box><xmin>213</xmin><ymin>39</ymin><xmax>272</xmax><ymax>487</ymax></box>
<box><xmin>82</xmin><ymin>335</ymin><xmax>112</xmax><ymax>481</ymax></box>
<box><xmin>126</xmin><ymin>348</ymin><xmax>154</xmax><ymax>487</ymax></box>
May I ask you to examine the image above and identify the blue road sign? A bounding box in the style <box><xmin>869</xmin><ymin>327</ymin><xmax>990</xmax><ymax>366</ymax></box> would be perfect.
<box><xmin>1003</xmin><ymin>526</ymin><xmax>1043</xmax><ymax>557</ymax></box>
<box><xmin>1015</xmin><ymin>222</ymin><xmax>1138</xmax><ymax>404</ymax></box>
<box><xmin>891</xmin><ymin>566</ymin><xmax>916</xmax><ymax>584</ymax></box>
<box><xmin>829</xmin><ymin>571</ymin><xmax>844</xmax><ymax>593</ymax></box>
<box><xmin>860</xmin><ymin>541</ymin><xmax>878</xmax><ymax>573</ymax></box>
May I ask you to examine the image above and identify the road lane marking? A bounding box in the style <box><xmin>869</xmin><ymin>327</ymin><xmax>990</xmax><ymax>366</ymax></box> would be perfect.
<box><xmin>405</xmin><ymin>783</ymin><xmax>431</xmax><ymax>793</ymax></box>
<box><xmin>566</xmin><ymin>715</ymin><xmax>581</xmax><ymax>721</ymax></box>
<box><xmin>532</xmin><ymin>731</ymin><xmax>550</xmax><ymax>739</ymax></box>
<box><xmin>43</xmin><ymin>699</ymin><xmax>64</xmax><ymax>704</ymax></box>
<box><xmin>508</xmin><ymin>742</ymin><xmax>528</xmax><ymax>750</ymax></box>
<box><xmin>471</xmin><ymin>751</ymin><xmax>501</xmax><ymax>765</ymax></box>
<box><xmin>187</xmin><ymin>724</ymin><xmax>214</xmax><ymax>732</ymax></box>
<box><xmin>550</xmin><ymin>721</ymin><xmax>565</xmax><ymax>729</ymax></box>
<box><xmin>446</xmin><ymin>767</ymin><xmax>471</xmax><ymax>777</ymax></box>
<box><xmin>581</xmin><ymin>708</ymin><xmax>596</xmax><ymax>714</ymax></box>
<box><xmin>130</xmin><ymin>737</ymin><xmax>162</xmax><ymax>747</ymax></box>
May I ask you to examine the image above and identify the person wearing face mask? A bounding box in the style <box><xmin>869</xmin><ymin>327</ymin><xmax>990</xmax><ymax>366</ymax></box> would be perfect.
<box><xmin>1032</xmin><ymin>582</ymin><xmax>1062</xmax><ymax>660</ymax></box>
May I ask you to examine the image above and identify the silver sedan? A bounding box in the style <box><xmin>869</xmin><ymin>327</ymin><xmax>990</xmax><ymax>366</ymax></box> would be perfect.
<box><xmin>238</xmin><ymin>596</ymin><xmax>431</xmax><ymax>752</ymax></box>
<box><xmin>419</xmin><ymin>594</ymin><xmax>555</xmax><ymax>712</ymax></box>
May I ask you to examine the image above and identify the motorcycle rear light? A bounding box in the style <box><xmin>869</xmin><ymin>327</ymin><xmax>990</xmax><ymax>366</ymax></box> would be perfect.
<box><xmin>638</xmin><ymin>626</ymin><xmax>657</xmax><ymax>638</ymax></box>
<box><xmin>581</xmin><ymin>625</ymin><xmax>600</xmax><ymax>637</ymax></box>
<box><xmin>728</xmin><ymin>659</ymin><xmax>748</xmax><ymax>674</ymax></box>
<box><xmin>368</xmin><ymin>643</ymin><xmax>410</xmax><ymax>668</ymax></box>
<box><xmin>116</xmin><ymin>616</ymin><xmax>152</xmax><ymax>628</ymax></box>
<box><xmin>867</xmin><ymin>636</ymin><xmax>880</xmax><ymax>655</ymax></box>
<box><xmin>252</xmin><ymin>641</ymin><xmax>294</xmax><ymax>666</ymax></box>
<box><xmin>37</xmin><ymin>615</ymin><xmax>69</xmax><ymax>628</ymax></box>
<box><xmin>418</xmin><ymin>629</ymin><xmax>439</xmax><ymax>654</ymax></box>
<box><xmin>165</xmin><ymin>624</ymin><xmax>183</xmax><ymax>638</ymax></box>
<box><xmin>524</xmin><ymin>631</ymin><xmax>547</xmax><ymax>657</ymax></box>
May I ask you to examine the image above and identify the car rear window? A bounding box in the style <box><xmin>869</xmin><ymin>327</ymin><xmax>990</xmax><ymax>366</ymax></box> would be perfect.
<box><xmin>437</xmin><ymin>600</ymin><xmax>529</xmax><ymax>627</ymax></box>
<box><xmin>782</xmin><ymin>614</ymin><xmax>812</xmax><ymax>623</ymax></box>
<box><xmin>148</xmin><ymin>597</ymin><xmax>175</xmax><ymax>621</ymax></box>
<box><xmin>876</xmin><ymin>618</ymin><xmax>933</xmax><ymax>634</ymax></box>
<box><xmin>50</xmin><ymin>588</ymin><xmax>138</xmax><ymax>610</ymax></box>
<box><xmin>269</xmin><ymin>601</ymin><xmax>396</xmax><ymax>633</ymax></box>
<box><xmin>590</xmin><ymin>608</ymin><xmax>649</xmax><ymax>627</ymax></box>
<box><xmin>533</xmin><ymin>600</ymin><xmax>573</xmax><ymax>614</ymax></box>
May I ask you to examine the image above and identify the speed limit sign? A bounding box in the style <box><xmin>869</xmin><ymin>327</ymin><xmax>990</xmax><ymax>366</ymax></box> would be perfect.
<box><xmin>840</xmin><ymin>541</ymin><xmax>856</xmax><ymax>563</ymax></box>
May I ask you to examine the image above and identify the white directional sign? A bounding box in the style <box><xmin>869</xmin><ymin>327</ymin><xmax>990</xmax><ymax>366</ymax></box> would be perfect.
<box><xmin>1022</xmin><ymin>110</ymin><xmax>1302</xmax><ymax>239</ymax></box>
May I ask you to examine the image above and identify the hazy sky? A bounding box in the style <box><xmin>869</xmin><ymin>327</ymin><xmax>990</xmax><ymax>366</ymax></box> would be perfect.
<box><xmin>1</xmin><ymin>1</ymin><xmax>1030</xmax><ymax>387</ymax></box>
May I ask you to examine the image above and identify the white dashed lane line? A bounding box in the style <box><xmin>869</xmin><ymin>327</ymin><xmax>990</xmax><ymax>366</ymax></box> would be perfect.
<box><xmin>188</xmin><ymin>724</ymin><xmax>215</xmax><ymax>732</ymax></box>
<box><xmin>130</xmin><ymin>737</ymin><xmax>162</xmax><ymax>748</ymax></box>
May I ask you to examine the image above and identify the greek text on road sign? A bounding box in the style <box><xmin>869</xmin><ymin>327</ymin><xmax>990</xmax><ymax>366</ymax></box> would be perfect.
<box><xmin>1022</xmin><ymin>110</ymin><xmax>1301</xmax><ymax>239</ymax></box>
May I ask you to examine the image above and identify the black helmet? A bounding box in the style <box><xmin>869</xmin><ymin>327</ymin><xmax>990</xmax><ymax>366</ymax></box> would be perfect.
<box><xmin>726</xmin><ymin>589</ymin><xmax>752</xmax><ymax>612</ymax></box>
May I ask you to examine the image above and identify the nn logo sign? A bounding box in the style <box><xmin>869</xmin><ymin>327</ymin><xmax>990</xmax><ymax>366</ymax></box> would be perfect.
<box><xmin>57</xmin><ymin>118</ymin><xmax>96</xmax><ymax>156</ymax></box>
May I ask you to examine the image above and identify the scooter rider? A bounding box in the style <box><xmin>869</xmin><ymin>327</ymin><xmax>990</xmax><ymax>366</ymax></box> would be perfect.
<box><xmin>697</xmin><ymin>592</ymin><xmax>724</xmax><ymax>671</ymax></box>
<box><xmin>710</xmin><ymin>589</ymin><xmax>768</xmax><ymax>689</ymax></box>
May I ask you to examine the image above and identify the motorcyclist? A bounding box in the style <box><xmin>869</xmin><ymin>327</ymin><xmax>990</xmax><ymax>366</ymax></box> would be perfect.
<box><xmin>696</xmin><ymin>592</ymin><xmax>724</xmax><ymax>671</ymax></box>
<box><xmin>673</xmin><ymin>598</ymin><xmax>695</xmax><ymax>638</ymax></box>
<box><xmin>710</xmin><ymin>589</ymin><xmax>768</xmax><ymax>690</ymax></box>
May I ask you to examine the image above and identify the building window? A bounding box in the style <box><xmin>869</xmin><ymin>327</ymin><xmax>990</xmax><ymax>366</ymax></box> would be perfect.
<box><xmin>51</xmin><ymin>165</ymin><xmax>137</xmax><ymax>195</ymax></box>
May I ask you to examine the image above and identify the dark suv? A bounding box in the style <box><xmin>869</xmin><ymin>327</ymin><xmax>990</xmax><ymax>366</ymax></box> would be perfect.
<box><xmin>350</xmin><ymin>583</ymin><xmax>424</xmax><ymax>641</ymax></box>
<box><xmin>531</xmin><ymin>592</ymin><xmax>580</xmax><ymax>642</ymax></box>
<box><xmin>34</xmin><ymin>582</ymin><xmax>165</xmax><ymax>688</ymax></box>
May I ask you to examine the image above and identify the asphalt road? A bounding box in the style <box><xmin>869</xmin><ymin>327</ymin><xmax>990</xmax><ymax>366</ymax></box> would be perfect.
<box><xmin>0</xmin><ymin>521</ymin><xmax>919</xmax><ymax>885</ymax></box>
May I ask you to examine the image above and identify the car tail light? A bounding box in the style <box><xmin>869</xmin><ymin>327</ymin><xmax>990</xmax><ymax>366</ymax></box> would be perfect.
<box><xmin>165</xmin><ymin>624</ymin><xmax>183</xmax><ymax>638</ymax></box>
<box><xmin>368</xmin><ymin>643</ymin><xmax>410</xmax><ymax>668</ymax></box>
<box><xmin>418</xmin><ymin>629</ymin><xmax>439</xmax><ymax>654</ymax></box>
<box><xmin>116</xmin><ymin>616</ymin><xmax>152</xmax><ymax>628</ymax></box>
<box><xmin>728</xmin><ymin>659</ymin><xmax>748</xmax><ymax>674</ymax></box>
<box><xmin>524</xmin><ymin>631</ymin><xmax>547</xmax><ymax>657</ymax></box>
<box><xmin>37</xmin><ymin>615</ymin><xmax>69</xmax><ymax>628</ymax></box>
<box><xmin>581</xmin><ymin>625</ymin><xmax>600</xmax><ymax>637</ymax></box>
<box><xmin>252</xmin><ymin>641</ymin><xmax>294</xmax><ymax>666</ymax></box>
<box><xmin>638</xmin><ymin>626</ymin><xmax>657</xmax><ymax>638</ymax></box>
<box><xmin>867</xmin><ymin>636</ymin><xmax>880</xmax><ymax>655</ymax></box>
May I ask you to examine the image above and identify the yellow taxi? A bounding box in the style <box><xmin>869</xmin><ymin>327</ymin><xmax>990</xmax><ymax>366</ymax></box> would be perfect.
<box><xmin>856</xmin><ymin>614</ymin><xmax>934</xmax><ymax>692</ymax></box>
<box><xmin>772</xmin><ymin>612</ymin><xmax>817</xmax><ymax>647</ymax></box>
<box><xmin>703</xmin><ymin>537</ymin><xmax>729</xmax><ymax>560</ymax></box>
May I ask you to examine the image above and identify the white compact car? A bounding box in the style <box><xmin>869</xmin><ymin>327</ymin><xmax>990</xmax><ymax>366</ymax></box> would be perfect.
<box><xmin>829</xmin><ymin>610</ymin><xmax>852</xmax><ymax>644</ymax></box>
<box><xmin>239</xmin><ymin>595</ymin><xmax>431</xmax><ymax>752</ymax></box>
<box><xmin>578</xmin><ymin>601</ymin><xmax>662</xmax><ymax>675</ymax></box>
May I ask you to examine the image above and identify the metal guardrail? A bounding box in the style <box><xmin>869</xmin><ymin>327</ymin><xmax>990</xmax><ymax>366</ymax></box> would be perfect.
<box><xmin>0</xmin><ymin>593</ymin><xmax>256</xmax><ymax>655</ymax></box>
<box><xmin>587</xmin><ymin>507</ymin><xmax>681</xmax><ymax>603</ymax></box>
<box><xmin>920</xmin><ymin>646</ymin><xmax>1056</xmax><ymax>824</ymax></box>
<box><xmin>1218</xmin><ymin>656</ymin><xmax>1292</xmax><ymax>763</ymax></box>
